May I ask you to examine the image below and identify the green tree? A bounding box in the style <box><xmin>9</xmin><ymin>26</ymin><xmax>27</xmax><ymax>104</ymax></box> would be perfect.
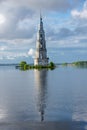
<box><xmin>24</xmin><ymin>64</ymin><xmax>29</xmax><ymax>70</ymax></box>
<box><xmin>49</xmin><ymin>62</ymin><xmax>55</xmax><ymax>68</ymax></box>
<box><xmin>19</xmin><ymin>61</ymin><xmax>27</xmax><ymax>67</ymax></box>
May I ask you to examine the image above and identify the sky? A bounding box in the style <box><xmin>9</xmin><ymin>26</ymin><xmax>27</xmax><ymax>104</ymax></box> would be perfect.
<box><xmin>0</xmin><ymin>0</ymin><xmax>87</xmax><ymax>63</ymax></box>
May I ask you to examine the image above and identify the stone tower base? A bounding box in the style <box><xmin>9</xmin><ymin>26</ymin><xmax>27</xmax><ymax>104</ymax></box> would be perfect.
<box><xmin>34</xmin><ymin>58</ymin><xmax>49</xmax><ymax>66</ymax></box>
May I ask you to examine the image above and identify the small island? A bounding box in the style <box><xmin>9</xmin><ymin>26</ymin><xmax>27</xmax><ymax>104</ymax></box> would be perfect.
<box><xmin>19</xmin><ymin>61</ymin><xmax>55</xmax><ymax>70</ymax></box>
<box><xmin>61</xmin><ymin>61</ymin><xmax>87</xmax><ymax>68</ymax></box>
<box><xmin>72</xmin><ymin>61</ymin><xmax>87</xmax><ymax>67</ymax></box>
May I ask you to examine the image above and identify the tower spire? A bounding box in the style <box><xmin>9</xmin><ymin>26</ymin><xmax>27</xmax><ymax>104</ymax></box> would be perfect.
<box><xmin>40</xmin><ymin>10</ymin><xmax>43</xmax><ymax>30</ymax></box>
<box><xmin>40</xmin><ymin>9</ymin><xmax>42</xmax><ymax>19</ymax></box>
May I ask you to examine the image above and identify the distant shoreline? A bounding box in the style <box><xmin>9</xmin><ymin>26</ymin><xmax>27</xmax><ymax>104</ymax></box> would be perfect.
<box><xmin>0</xmin><ymin>64</ymin><xmax>18</xmax><ymax>66</ymax></box>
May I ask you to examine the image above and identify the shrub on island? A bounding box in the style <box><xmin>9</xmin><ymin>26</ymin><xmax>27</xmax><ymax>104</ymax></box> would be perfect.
<box><xmin>19</xmin><ymin>61</ymin><xmax>27</xmax><ymax>67</ymax></box>
<box><xmin>19</xmin><ymin>61</ymin><xmax>55</xmax><ymax>70</ymax></box>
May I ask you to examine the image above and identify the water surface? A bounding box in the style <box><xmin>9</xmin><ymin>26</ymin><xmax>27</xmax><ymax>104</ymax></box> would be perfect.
<box><xmin>0</xmin><ymin>66</ymin><xmax>87</xmax><ymax>129</ymax></box>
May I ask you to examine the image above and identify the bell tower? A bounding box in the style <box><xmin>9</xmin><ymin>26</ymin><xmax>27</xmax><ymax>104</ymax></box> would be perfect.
<box><xmin>34</xmin><ymin>15</ymin><xmax>49</xmax><ymax>66</ymax></box>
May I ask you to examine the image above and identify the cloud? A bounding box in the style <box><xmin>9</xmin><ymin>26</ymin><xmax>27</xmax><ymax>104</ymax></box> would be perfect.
<box><xmin>28</xmin><ymin>48</ymin><xmax>35</xmax><ymax>58</ymax></box>
<box><xmin>70</xmin><ymin>0</ymin><xmax>87</xmax><ymax>42</ymax></box>
<box><xmin>71</xmin><ymin>0</ymin><xmax>87</xmax><ymax>19</ymax></box>
<box><xmin>75</xmin><ymin>25</ymin><xmax>87</xmax><ymax>35</ymax></box>
<box><xmin>71</xmin><ymin>9</ymin><xmax>87</xmax><ymax>19</ymax></box>
<box><xmin>0</xmin><ymin>38</ymin><xmax>35</xmax><ymax>51</ymax></box>
<box><xmin>0</xmin><ymin>51</ymin><xmax>28</xmax><ymax>60</ymax></box>
<box><xmin>0</xmin><ymin>0</ymin><xmax>82</xmax><ymax>41</ymax></box>
<box><xmin>58</xmin><ymin>28</ymin><xmax>74</xmax><ymax>38</ymax></box>
<box><xmin>0</xmin><ymin>0</ymin><xmax>81</xmax><ymax>12</ymax></box>
<box><xmin>0</xmin><ymin>46</ymin><xmax>7</xmax><ymax>51</ymax></box>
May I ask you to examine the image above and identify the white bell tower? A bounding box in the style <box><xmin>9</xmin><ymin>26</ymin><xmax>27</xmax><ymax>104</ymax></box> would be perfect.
<box><xmin>34</xmin><ymin>15</ymin><xmax>49</xmax><ymax>66</ymax></box>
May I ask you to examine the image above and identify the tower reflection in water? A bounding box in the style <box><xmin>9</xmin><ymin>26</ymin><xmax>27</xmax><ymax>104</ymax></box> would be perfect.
<box><xmin>34</xmin><ymin>69</ymin><xmax>48</xmax><ymax>122</ymax></box>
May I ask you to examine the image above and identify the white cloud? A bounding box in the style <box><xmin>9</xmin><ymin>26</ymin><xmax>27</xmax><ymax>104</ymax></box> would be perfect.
<box><xmin>0</xmin><ymin>50</ymin><xmax>29</xmax><ymax>60</ymax></box>
<box><xmin>6</xmin><ymin>56</ymin><xmax>15</xmax><ymax>60</ymax></box>
<box><xmin>71</xmin><ymin>9</ymin><xmax>87</xmax><ymax>19</ymax></box>
<box><xmin>0</xmin><ymin>14</ymin><xmax>6</xmax><ymax>24</ymax></box>
<box><xmin>0</xmin><ymin>38</ymin><xmax>35</xmax><ymax>50</ymax></box>
<box><xmin>71</xmin><ymin>0</ymin><xmax>87</xmax><ymax>19</ymax></box>
<box><xmin>0</xmin><ymin>46</ymin><xmax>7</xmax><ymax>51</ymax></box>
<box><xmin>28</xmin><ymin>48</ymin><xmax>35</xmax><ymax>58</ymax></box>
<box><xmin>71</xmin><ymin>10</ymin><xmax>80</xmax><ymax>17</ymax></box>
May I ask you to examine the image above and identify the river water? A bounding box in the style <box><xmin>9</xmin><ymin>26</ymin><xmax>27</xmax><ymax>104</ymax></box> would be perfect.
<box><xmin>0</xmin><ymin>65</ymin><xmax>87</xmax><ymax>129</ymax></box>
